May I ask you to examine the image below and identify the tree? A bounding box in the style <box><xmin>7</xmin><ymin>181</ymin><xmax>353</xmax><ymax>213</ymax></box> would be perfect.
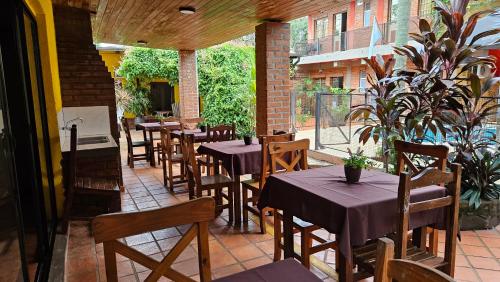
<box><xmin>197</xmin><ymin>45</ymin><xmax>256</xmax><ymax>135</ymax></box>
<box><xmin>117</xmin><ymin>48</ymin><xmax>179</xmax><ymax>115</ymax></box>
<box><xmin>290</xmin><ymin>17</ymin><xmax>308</xmax><ymax>49</ymax></box>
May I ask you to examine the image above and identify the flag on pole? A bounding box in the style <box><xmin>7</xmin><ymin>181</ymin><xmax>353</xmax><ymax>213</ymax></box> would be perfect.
<box><xmin>368</xmin><ymin>16</ymin><xmax>383</xmax><ymax>58</ymax></box>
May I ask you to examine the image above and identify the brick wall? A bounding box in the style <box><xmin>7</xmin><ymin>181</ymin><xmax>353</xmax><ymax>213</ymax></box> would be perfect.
<box><xmin>255</xmin><ymin>22</ymin><xmax>291</xmax><ymax>136</ymax></box>
<box><xmin>54</xmin><ymin>5</ymin><xmax>122</xmax><ymax>188</ymax></box>
<box><xmin>53</xmin><ymin>5</ymin><xmax>118</xmax><ymax>141</ymax></box>
<box><xmin>178</xmin><ymin>50</ymin><xmax>199</xmax><ymax>118</ymax></box>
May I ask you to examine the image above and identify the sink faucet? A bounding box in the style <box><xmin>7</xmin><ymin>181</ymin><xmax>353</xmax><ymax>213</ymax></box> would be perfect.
<box><xmin>62</xmin><ymin>117</ymin><xmax>84</xmax><ymax>131</ymax></box>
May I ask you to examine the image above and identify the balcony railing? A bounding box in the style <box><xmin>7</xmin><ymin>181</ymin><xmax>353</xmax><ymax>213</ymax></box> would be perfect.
<box><xmin>292</xmin><ymin>18</ymin><xmax>420</xmax><ymax>57</ymax></box>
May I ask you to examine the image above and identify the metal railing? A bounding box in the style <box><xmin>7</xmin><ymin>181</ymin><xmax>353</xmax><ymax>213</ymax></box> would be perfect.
<box><xmin>292</xmin><ymin>18</ymin><xmax>420</xmax><ymax>57</ymax></box>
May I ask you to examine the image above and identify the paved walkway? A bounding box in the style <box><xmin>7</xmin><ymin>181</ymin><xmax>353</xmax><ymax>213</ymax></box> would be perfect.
<box><xmin>64</xmin><ymin>133</ymin><xmax>500</xmax><ymax>281</ymax></box>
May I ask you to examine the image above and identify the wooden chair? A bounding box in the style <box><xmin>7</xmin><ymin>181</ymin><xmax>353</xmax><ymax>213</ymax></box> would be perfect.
<box><xmin>122</xmin><ymin>117</ymin><xmax>149</xmax><ymax>168</ymax></box>
<box><xmin>61</xmin><ymin>125</ymin><xmax>120</xmax><ymax>233</ymax></box>
<box><xmin>180</xmin><ymin>117</ymin><xmax>204</xmax><ymax>130</ymax></box>
<box><xmin>394</xmin><ymin>140</ymin><xmax>449</xmax><ymax>255</ymax></box>
<box><xmin>181</xmin><ymin>133</ymin><xmax>234</xmax><ymax>223</ymax></box>
<box><xmin>159</xmin><ymin>128</ymin><xmax>186</xmax><ymax>192</ymax></box>
<box><xmin>268</xmin><ymin>139</ymin><xmax>338</xmax><ymax>269</ymax></box>
<box><xmin>93</xmin><ymin>197</ymin><xmax>215</xmax><ymax>282</ymax></box>
<box><xmin>154</xmin><ymin>117</ymin><xmax>181</xmax><ymax>163</ymax></box>
<box><xmin>94</xmin><ymin>197</ymin><xmax>322</xmax><ymax>282</ymax></box>
<box><xmin>375</xmin><ymin>237</ymin><xmax>455</xmax><ymax>282</ymax></box>
<box><xmin>197</xmin><ymin>124</ymin><xmax>236</xmax><ymax>175</ymax></box>
<box><xmin>353</xmin><ymin>163</ymin><xmax>462</xmax><ymax>279</ymax></box>
<box><xmin>241</xmin><ymin>133</ymin><xmax>295</xmax><ymax>234</ymax></box>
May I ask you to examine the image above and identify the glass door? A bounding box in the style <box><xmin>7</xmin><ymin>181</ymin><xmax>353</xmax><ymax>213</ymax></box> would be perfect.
<box><xmin>0</xmin><ymin>45</ymin><xmax>27</xmax><ymax>282</ymax></box>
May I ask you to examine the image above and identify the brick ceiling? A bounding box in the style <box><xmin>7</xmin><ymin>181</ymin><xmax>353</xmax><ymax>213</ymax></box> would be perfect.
<box><xmin>53</xmin><ymin>0</ymin><xmax>347</xmax><ymax>50</ymax></box>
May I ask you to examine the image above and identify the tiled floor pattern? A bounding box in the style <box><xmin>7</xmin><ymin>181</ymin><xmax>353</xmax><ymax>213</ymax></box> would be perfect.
<box><xmin>65</xmin><ymin>133</ymin><xmax>500</xmax><ymax>281</ymax></box>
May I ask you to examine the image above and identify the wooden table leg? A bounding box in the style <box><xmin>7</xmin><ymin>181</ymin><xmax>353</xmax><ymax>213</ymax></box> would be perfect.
<box><xmin>149</xmin><ymin>130</ymin><xmax>156</xmax><ymax>167</ymax></box>
<box><xmin>338</xmin><ymin>251</ymin><xmax>353</xmax><ymax>282</ymax></box>
<box><xmin>233</xmin><ymin>175</ymin><xmax>242</xmax><ymax>226</ymax></box>
<box><xmin>282</xmin><ymin>209</ymin><xmax>294</xmax><ymax>259</ymax></box>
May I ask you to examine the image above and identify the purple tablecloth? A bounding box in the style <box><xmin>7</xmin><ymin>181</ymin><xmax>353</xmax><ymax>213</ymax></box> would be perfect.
<box><xmin>197</xmin><ymin>139</ymin><xmax>261</xmax><ymax>176</ymax></box>
<box><xmin>213</xmin><ymin>259</ymin><xmax>321</xmax><ymax>282</ymax></box>
<box><xmin>135</xmin><ymin>122</ymin><xmax>180</xmax><ymax>131</ymax></box>
<box><xmin>258</xmin><ymin>166</ymin><xmax>446</xmax><ymax>259</ymax></box>
<box><xmin>170</xmin><ymin>129</ymin><xmax>207</xmax><ymax>142</ymax></box>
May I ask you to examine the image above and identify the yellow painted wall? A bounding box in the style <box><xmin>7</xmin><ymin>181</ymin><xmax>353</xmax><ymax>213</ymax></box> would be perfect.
<box><xmin>99</xmin><ymin>50</ymin><xmax>122</xmax><ymax>78</ymax></box>
<box><xmin>24</xmin><ymin>0</ymin><xmax>64</xmax><ymax>217</ymax></box>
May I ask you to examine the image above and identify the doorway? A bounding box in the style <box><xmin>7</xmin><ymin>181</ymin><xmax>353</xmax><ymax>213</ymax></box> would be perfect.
<box><xmin>150</xmin><ymin>82</ymin><xmax>174</xmax><ymax>115</ymax></box>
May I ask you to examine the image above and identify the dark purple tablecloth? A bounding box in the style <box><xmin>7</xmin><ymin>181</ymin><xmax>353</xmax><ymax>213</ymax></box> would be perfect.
<box><xmin>213</xmin><ymin>259</ymin><xmax>321</xmax><ymax>282</ymax></box>
<box><xmin>257</xmin><ymin>165</ymin><xmax>446</xmax><ymax>259</ymax></box>
<box><xmin>135</xmin><ymin>122</ymin><xmax>180</xmax><ymax>131</ymax></box>
<box><xmin>197</xmin><ymin>139</ymin><xmax>261</xmax><ymax>176</ymax></box>
<box><xmin>170</xmin><ymin>129</ymin><xmax>207</xmax><ymax>142</ymax></box>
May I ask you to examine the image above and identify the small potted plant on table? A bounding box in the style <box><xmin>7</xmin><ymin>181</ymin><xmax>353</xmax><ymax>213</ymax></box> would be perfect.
<box><xmin>241</xmin><ymin>128</ymin><xmax>255</xmax><ymax>145</ymax></box>
<box><xmin>343</xmin><ymin>148</ymin><xmax>372</xmax><ymax>184</ymax></box>
<box><xmin>198</xmin><ymin>121</ymin><xmax>207</xmax><ymax>132</ymax></box>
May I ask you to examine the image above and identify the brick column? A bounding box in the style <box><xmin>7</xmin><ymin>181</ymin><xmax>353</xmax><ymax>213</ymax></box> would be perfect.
<box><xmin>255</xmin><ymin>22</ymin><xmax>291</xmax><ymax>136</ymax></box>
<box><xmin>178</xmin><ymin>50</ymin><xmax>199</xmax><ymax>118</ymax></box>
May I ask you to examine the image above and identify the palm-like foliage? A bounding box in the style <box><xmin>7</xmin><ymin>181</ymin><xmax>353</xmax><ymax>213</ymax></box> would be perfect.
<box><xmin>349</xmin><ymin>0</ymin><xmax>500</xmax><ymax>206</ymax></box>
<box><xmin>348</xmin><ymin>56</ymin><xmax>402</xmax><ymax>171</ymax></box>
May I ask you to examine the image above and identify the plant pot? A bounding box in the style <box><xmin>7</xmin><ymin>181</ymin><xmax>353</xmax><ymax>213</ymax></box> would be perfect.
<box><xmin>199</xmin><ymin>125</ymin><xmax>206</xmax><ymax>132</ymax></box>
<box><xmin>344</xmin><ymin>166</ymin><xmax>362</xmax><ymax>184</ymax></box>
<box><xmin>243</xmin><ymin>136</ymin><xmax>253</xmax><ymax>145</ymax></box>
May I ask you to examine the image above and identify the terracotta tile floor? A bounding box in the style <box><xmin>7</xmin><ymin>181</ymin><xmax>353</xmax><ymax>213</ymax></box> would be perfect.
<box><xmin>65</xmin><ymin>134</ymin><xmax>500</xmax><ymax>281</ymax></box>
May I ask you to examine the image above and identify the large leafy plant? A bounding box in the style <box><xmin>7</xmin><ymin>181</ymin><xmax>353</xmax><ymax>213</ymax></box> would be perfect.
<box><xmin>348</xmin><ymin>56</ymin><xmax>402</xmax><ymax>171</ymax></box>
<box><xmin>461</xmin><ymin>149</ymin><xmax>500</xmax><ymax>209</ymax></box>
<box><xmin>197</xmin><ymin>45</ymin><xmax>256</xmax><ymax>135</ymax></box>
<box><xmin>348</xmin><ymin>0</ymin><xmax>500</xmax><ymax>206</ymax></box>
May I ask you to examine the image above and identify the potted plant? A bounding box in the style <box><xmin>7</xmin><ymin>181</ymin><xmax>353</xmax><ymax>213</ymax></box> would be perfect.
<box><xmin>343</xmin><ymin>148</ymin><xmax>372</xmax><ymax>184</ymax></box>
<box><xmin>198</xmin><ymin>121</ymin><xmax>207</xmax><ymax>132</ymax></box>
<box><xmin>241</xmin><ymin>128</ymin><xmax>255</xmax><ymax>145</ymax></box>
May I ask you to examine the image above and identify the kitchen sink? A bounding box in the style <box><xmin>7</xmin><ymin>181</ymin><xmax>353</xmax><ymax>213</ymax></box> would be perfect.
<box><xmin>77</xmin><ymin>136</ymin><xmax>109</xmax><ymax>145</ymax></box>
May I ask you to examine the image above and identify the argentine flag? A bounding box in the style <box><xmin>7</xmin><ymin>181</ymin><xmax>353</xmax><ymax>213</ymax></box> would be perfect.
<box><xmin>368</xmin><ymin>16</ymin><xmax>383</xmax><ymax>58</ymax></box>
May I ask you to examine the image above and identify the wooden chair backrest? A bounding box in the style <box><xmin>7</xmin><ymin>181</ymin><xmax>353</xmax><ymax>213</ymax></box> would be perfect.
<box><xmin>272</xmin><ymin>130</ymin><xmax>288</xmax><ymax>135</ymax></box>
<box><xmin>121</xmin><ymin>117</ymin><xmax>133</xmax><ymax>148</ymax></box>
<box><xmin>206</xmin><ymin>124</ymin><xmax>236</xmax><ymax>142</ymax></box>
<box><xmin>258</xmin><ymin>133</ymin><xmax>295</xmax><ymax>188</ymax></box>
<box><xmin>180</xmin><ymin>133</ymin><xmax>203</xmax><ymax>187</ymax></box>
<box><xmin>160</xmin><ymin>128</ymin><xmax>175</xmax><ymax>159</ymax></box>
<box><xmin>375</xmin><ymin>237</ymin><xmax>455</xmax><ymax>282</ymax></box>
<box><xmin>396</xmin><ymin>163</ymin><xmax>462</xmax><ymax>275</ymax></box>
<box><xmin>160</xmin><ymin>117</ymin><xmax>180</xmax><ymax>124</ymax></box>
<box><xmin>92</xmin><ymin>197</ymin><xmax>215</xmax><ymax>282</ymax></box>
<box><xmin>180</xmin><ymin>117</ymin><xmax>204</xmax><ymax>130</ymax></box>
<box><xmin>267</xmin><ymin>139</ymin><xmax>309</xmax><ymax>175</ymax></box>
<box><xmin>394</xmin><ymin>140</ymin><xmax>449</xmax><ymax>177</ymax></box>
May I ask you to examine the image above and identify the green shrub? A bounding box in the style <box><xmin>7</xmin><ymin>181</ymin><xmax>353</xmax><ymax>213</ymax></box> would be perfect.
<box><xmin>198</xmin><ymin>45</ymin><xmax>256</xmax><ymax>136</ymax></box>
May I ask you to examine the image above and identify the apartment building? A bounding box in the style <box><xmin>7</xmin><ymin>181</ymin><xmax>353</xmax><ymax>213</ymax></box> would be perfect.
<box><xmin>294</xmin><ymin>0</ymin><xmax>432</xmax><ymax>92</ymax></box>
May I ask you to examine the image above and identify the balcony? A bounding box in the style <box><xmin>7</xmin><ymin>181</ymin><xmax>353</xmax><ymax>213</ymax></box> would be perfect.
<box><xmin>293</xmin><ymin>19</ymin><xmax>419</xmax><ymax>57</ymax></box>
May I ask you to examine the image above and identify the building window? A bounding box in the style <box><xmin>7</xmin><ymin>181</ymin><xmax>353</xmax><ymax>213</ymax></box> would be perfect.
<box><xmin>314</xmin><ymin>17</ymin><xmax>328</xmax><ymax>39</ymax></box>
<box><xmin>389</xmin><ymin>0</ymin><xmax>399</xmax><ymax>22</ymax></box>
<box><xmin>330</xmin><ymin>77</ymin><xmax>344</xmax><ymax>89</ymax></box>
<box><xmin>363</xmin><ymin>1</ymin><xmax>371</xmax><ymax>27</ymax></box>
<box><xmin>359</xmin><ymin>71</ymin><xmax>367</xmax><ymax>91</ymax></box>
<box><xmin>418</xmin><ymin>0</ymin><xmax>434</xmax><ymax>18</ymax></box>
<box><xmin>314</xmin><ymin>78</ymin><xmax>327</xmax><ymax>90</ymax></box>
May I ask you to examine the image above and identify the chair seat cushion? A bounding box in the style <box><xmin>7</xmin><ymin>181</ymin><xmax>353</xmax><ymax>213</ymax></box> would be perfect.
<box><xmin>201</xmin><ymin>174</ymin><xmax>233</xmax><ymax>186</ymax></box>
<box><xmin>213</xmin><ymin>258</ymin><xmax>321</xmax><ymax>282</ymax></box>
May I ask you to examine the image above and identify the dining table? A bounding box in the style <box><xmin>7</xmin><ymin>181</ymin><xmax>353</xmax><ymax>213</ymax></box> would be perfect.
<box><xmin>197</xmin><ymin>138</ymin><xmax>261</xmax><ymax>226</ymax></box>
<box><xmin>170</xmin><ymin>129</ymin><xmax>208</xmax><ymax>143</ymax></box>
<box><xmin>258</xmin><ymin>165</ymin><xmax>446</xmax><ymax>281</ymax></box>
<box><xmin>135</xmin><ymin>122</ymin><xmax>181</xmax><ymax>166</ymax></box>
